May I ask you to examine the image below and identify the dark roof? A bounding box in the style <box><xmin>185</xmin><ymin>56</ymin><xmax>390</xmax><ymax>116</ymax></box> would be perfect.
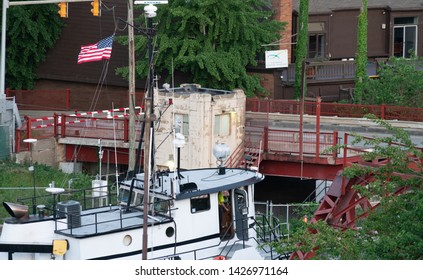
<box><xmin>293</xmin><ymin>0</ymin><xmax>423</xmax><ymax>14</ymax></box>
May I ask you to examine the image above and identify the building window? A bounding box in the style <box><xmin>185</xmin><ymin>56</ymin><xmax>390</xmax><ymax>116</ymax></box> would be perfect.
<box><xmin>393</xmin><ymin>17</ymin><xmax>417</xmax><ymax>58</ymax></box>
<box><xmin>174</xmin><ymin>114</ymin><xmax>189</xmax><ymax>136</ymax></box>
<box><xmin>214</xmin><ymin>114</ymin><xmax>230</xmax><ymax>136</ymax></box>
<box><xmin>308</xmin><ymin>22</ymin><xmax>326</xmax><ymax>59</ymax></box>
<box><xmin>190</xmin><ymin>194</ymin><xmax>210</xmax><ymax>213</ymax></box>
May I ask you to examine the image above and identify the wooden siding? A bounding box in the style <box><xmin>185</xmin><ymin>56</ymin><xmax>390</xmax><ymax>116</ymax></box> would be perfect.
<box><xmin>36</xmin><ymin>2</ymin><xmax>134</xmax><ymax>88</ymax></box>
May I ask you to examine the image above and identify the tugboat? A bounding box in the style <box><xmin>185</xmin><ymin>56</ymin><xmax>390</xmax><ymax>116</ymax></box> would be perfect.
<box><xmin>0</xmin><ymin>140</ymin><xmax>270</xmax><ymax>260</ymax></box>
<box><xmin>0</xmin><ymin>3</ymin><xmax>285</xmax><ymax>261</ymax></box>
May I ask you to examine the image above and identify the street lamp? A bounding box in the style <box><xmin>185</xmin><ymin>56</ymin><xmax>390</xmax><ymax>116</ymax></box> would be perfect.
<box><xmin>23</xmin><ymin>138</ymin><xmax>37</xmax><ymax>214</ymax></box>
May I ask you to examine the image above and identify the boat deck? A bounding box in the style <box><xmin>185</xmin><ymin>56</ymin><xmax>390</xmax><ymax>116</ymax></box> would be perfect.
<box><xmin>56</xmin><ymin>206</ymin><xmax>171</xmax><ymax>237</ymax></box>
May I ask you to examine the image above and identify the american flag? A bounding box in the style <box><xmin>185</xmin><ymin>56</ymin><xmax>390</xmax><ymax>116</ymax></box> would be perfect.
<box><xmin>77</xmin><ymin>35</ymin><xmax>114</xmax><ymax>64</ymax></box>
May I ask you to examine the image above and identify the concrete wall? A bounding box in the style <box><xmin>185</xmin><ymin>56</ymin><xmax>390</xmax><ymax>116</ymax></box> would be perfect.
<box><xmin>15</xmin><ymin>138</ymin><xmax>58</xmax><ymax>167</ymax></box>
<box><xmin>154</xmin><ymin>84</ymin><xmax>246</xmax><ymax>170</ymax></box>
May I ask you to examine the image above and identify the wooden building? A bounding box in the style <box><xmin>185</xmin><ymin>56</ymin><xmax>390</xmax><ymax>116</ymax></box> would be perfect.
<box><xmin>31</xmin><ymin>1</ymin><xmax>423</xmax><ymax>106</ymax></box>
<box><xmin>260</xmin><ymin>0</ymin><xmax>423</xmax><ymax>100</ymax></box>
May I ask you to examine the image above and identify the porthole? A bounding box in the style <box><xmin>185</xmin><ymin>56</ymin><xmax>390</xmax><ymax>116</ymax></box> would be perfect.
<box><xmin>165</xmin><ymin>227</ymin><xmax>175</xmax><ymax>237</ymax></box>
<box><xmin>123</xmin><ymin>235</ymin><xmax>132</xmax><ymax>246</ymax></box>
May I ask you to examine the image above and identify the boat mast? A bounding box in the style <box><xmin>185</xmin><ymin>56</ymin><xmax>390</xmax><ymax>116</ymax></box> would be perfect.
<box><xmin>141</xmin><ymin>6</ymin><xmax>154</xmax><ymax>260</ymax></box>
<box><xmin>135</xmin><ymin>0</ymin><xmax>167</xmax><ymax>261</ymax></box>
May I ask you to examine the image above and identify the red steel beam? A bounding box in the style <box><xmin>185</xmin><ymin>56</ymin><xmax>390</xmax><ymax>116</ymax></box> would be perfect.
<box><xmin>259</xmin><ymin>160</ymin><xmax>343</xmax><ymax>181</ymax></box>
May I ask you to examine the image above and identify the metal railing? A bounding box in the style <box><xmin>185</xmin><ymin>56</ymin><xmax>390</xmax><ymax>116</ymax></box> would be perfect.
<box><xmin>246</xmin><ymin>98</ymin><xmax>423</xmax><ymax>122</ymax></box>
<box><xmin>281</xmin><ymin>61</ymin><xmax>356</xmax><ymax>83</ymax></box>
<box><xmin>254</xmin><ymin>201</ymin><xmax>319</xmax><ymax>240</ymax></box>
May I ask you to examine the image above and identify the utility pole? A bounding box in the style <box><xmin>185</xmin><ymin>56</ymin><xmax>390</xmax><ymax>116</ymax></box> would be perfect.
<box><xmin>140</xmin><ymin>1</ymin><xmax>153</xmax><ymax>262</ymax></box>
<box><xmin>127</xmin><ymin>0</ymin><xmax>137</xmax><ymax>175</ymax></box>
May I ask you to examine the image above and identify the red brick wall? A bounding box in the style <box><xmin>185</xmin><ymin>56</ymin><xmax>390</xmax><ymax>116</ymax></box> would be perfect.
<box><xmin>272</xmin><ymin>0</ymin><xmax>293</xmax><ymax>63</ymax></box>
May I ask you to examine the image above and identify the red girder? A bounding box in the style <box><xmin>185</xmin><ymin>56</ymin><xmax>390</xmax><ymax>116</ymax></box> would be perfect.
<box><xmin>289</xmin><ymin>168</ymin><xmax>413</xmax><ymax>260</ymax></box>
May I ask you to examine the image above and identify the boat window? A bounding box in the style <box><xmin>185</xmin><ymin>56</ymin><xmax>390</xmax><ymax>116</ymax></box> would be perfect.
<box><xmin>190</xmin><ymin>194</ymin><xmax>210</xmax><ymax>213</ymax></box>
<box><xmin>119</xmin><ymin>188</ymin><xmax>131</xmax><ymax>204</ymax></box>
<box><xmin>118</xmin><ymin>188</ymin><xmax>143</xmax><ymax>206</ymax></box>
<box><xmin>153</xmin><ymin>197</ymin><xmax>169</xmax><ymax>214</ymax></box>
<box><xmin>134</xmin><ymin>192</ymin><xmax>143</xmax><ymax>206</ymax></box>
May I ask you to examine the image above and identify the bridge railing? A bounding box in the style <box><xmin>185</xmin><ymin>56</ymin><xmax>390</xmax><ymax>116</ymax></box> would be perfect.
<box><xmin>246</xmin><ymin>98</ymin><xmax>423</xmax><ymax>122</ymax></box>
<box><xmin>16</xmin><ymin>110</ymin><xmax>145</xmax><ymax>152</ymax></box>
<box><xmin>265</xmin><ymin>128</ymin><xmax>338</xmax><ymax>158</ymax></box>
<box><xmin>245</xmin><ymin>126</ymin><xmax>338</xmax><ymax>161</ymax></box>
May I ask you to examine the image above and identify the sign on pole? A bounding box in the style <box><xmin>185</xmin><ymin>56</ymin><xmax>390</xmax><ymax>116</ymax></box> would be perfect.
<box><xmin>134</xmin><ymin>1</ymin><xmax>168</xmax><ymax>4</ymax></box>
<box><xmin>265</xmin><ymin>49</ymin><xmax>288</xmax><ymax>69</ymax></box>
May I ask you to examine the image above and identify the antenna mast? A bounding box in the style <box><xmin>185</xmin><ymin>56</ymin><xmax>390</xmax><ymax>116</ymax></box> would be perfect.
<box><xmin>135</xmin><ymin>0</ymin><xmax>168</xmax><ymax>261</ymax></box>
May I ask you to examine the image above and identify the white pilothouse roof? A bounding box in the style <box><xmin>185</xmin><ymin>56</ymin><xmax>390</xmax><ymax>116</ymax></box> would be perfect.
<box><xmin>125</xmin><ymin>167</ymin><xmax>264</xmax><ymax>200</ymax></box>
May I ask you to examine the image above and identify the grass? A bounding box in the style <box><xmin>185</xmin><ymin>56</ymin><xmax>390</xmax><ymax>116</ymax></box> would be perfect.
<box><xmin>0</xmin><ymin>161</ymin><xmax>94</xmax><ymax>222</ymax></box>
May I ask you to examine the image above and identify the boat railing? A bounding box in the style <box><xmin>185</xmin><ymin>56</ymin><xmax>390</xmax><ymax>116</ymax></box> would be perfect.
<box><xmin>53</xmin><ymin>200</ymin><xmax>176</xmax><ymax>236</ymax></box>
<box><xmin>54</xmin><ymin>204</ymin><xmax>143</xmax><ymax>236</ymax></box>
<box><xmin>211</xmin><ymin>216</ymin><xmax>289</xmax><ymax>260</ymax></box>
<box><xmin>15</xmin><ymin>184</ymin><xmax>118</xmax><ymax>217</ymax></box>
<box><xmin>255</xmin><ymin>201</ymin><xmax>319</xmax><ymax>240</ymax></box>
<box><xmin>52</xmin><ymin>196</ymin><xmax>175</xmax><ymax>237</ymax></box>
<box><xmin>253</xmin><ymin>214</ymin><xmax>286</xmax><ymax>242</ymax></box>
<box><xmin>250</xmin><ymin>214</ymin><xmax>290</xmax><ymax>259</ymax></box>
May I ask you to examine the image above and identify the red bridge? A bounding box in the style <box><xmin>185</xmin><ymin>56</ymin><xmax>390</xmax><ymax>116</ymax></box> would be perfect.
<box><xmin>14</xmin><ymin>96</ymin><xmax>423</xmax><ymax>181</ymax></box>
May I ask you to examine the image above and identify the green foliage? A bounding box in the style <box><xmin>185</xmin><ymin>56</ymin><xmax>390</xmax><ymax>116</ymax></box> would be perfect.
<box><xmin>0</xmin><ymin>161</ymin><xmax>93</xmax><ymax>221</ymax></box>
<box><xmin>362</xmin><ymin>57</ymin><xmax>423</xmax><ymax>107</ymax></box>
<box><xmin>287</xmin><ymin>202</ymin><xmax>319</xmax><ymax>232</ymax></box>
<box><xmin>294</xmin><ymin>0</ymin><xmax>309</xmax><ymax>99</ymax></box>
<box><xmin>278</xmin><ymin>220</ymin><xmax>363</xmax><ymax>260</ymax></box>
<box><xmin>354</xmin><ymin>0</ymin><xmax>368</xmax><ymax>103</ymax></box>
<box><xmin>359</xmin><ymin>192</ymin><xmax>423</xmax><ymax>259</ymax></box>
<box><xmin>274</xmin><ymin>115</ymin><xmax>423</xmax><ymax>259</ymax></box>
<box><xmin>116</xmin><ymin>0</ymin><xmax>285</xmax><ymax>97</ymax></box>
<box><xmin>1</xmin><ymin>4</ymin><xmax>63</xmax><ymax>89</ymax></box>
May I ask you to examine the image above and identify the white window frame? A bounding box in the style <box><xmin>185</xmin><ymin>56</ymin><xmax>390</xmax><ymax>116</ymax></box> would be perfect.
<box><xmin>393</xmin><ymin>24</ymin><xmax>418</xmax><ymax>58</ymax></box>
<box><xmin>214</xmin><ymin>113</ymin><xmax>231</xmax><ymax>136</ymax></box>
<box><xmin>174</xmin><ymin>114</ymin><xmax>189</xmax><ymax>136</ymax></box>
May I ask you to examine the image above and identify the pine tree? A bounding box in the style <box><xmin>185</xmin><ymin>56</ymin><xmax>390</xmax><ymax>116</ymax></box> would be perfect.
<box><xmin>117</xmin><ymin>0</ymin><xmax>284</xmax><ymax>97</ymax></box>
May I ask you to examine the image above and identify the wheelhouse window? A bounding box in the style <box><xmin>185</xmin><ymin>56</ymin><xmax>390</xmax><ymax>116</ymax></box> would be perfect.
<box><xmin>214</xmin><ymin>114</ymin><xmax>230</xmax><ymax>136</ymax></box>
<box><xmin>190</xmin><ymin>194</ymin><xmax>210</xmax><ymax>213</ymax></box>
<box><xmin>393</xmin><ymin>17</ymin><xmax>417</xmax><ymax>58</ymax></box>
<box><xmin>308</xmin><ymin>22</ymin><xmax>326</xmax><ymax>59</ymax></box>
<box><xmin>118</xmin><ymin>187</ymin><xmax>143</xmax><ymax>206</ymax></box>
<box><xmin>152</xmin><ymin>197</ymin><xmax>170</xmax><ymax>214</ymax></box>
